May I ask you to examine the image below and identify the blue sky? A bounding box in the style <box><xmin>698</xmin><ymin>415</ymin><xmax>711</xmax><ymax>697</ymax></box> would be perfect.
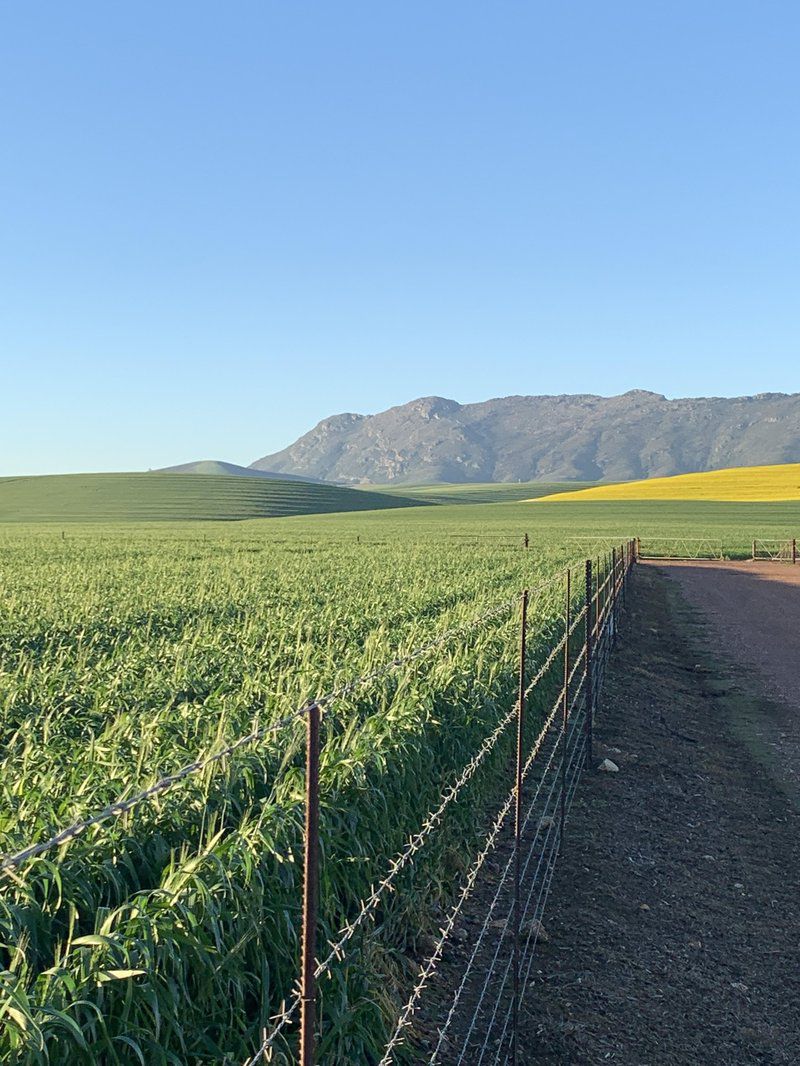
<box><xmin>2</xmin><ymin>2</ymin><xmax>799</xmax><ymax>475</ymax></box>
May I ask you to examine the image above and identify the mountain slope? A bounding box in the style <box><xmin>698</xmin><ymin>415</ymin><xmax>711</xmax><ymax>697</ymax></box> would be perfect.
<box><xmin>535</xmin><ymin>463</ymin><xmax>800</xmax><ymax>502</ymax></box>
<box><xmin>0</xmin><ymin>474</ymin><xmax>422</xmax><ymax>522</ymax></box>
<box><xmin>250</xmin><ymin>391</ymin><xmax>800</xmax><ymax>485</ymax></box>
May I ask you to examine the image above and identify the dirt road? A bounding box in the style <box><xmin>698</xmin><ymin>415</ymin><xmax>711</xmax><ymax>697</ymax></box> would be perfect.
<box><xmin>516</xmin><ymin>564</ymin><xmax>800</xmax><ymax>1064</ymax></box>
<box><xmin>653</xmin><ymin>559</ymin><xmax>800</xmax><ymax>799</ymax></box>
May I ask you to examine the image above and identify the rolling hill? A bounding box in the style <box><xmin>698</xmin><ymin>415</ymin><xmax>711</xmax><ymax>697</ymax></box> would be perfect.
<box><xmin>250</xmin><ymin>391</ymin><xmax>800</xmax><ymax>485</ymax></box>
<box><xmin>534</xmin><ymin>463</ymin><xmax>800</xmax><ymax>502</ymax></box>
<box><xmin>0</xmin><ymin>473</ymin><xmax>422</xmax><ymax>522</ymax></box>
<box><xmin>158</xmin><ymin>460</ymin><xmax>322</xmax><ymax>482</ymax></box>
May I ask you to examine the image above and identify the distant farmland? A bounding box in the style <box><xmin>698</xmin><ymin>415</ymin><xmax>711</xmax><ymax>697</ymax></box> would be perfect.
<box><xmin>535</xmin><ymin>463</ymin><xmax>800</xmax><ymax>503</ymax></box>
<box><xmin>0</xmin><ymin>473</ymin><xmax>422</xmax><ymax>522</ymax></box>
<box><xmin>374</xmin><ymin>480</ymin><xmax>595</xmax><ymax>504</ymax></box>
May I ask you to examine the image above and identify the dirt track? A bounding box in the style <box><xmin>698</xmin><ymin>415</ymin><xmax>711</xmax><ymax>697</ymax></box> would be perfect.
<box><xmin>654</xmin><ymin>559</ymin><xmax>800</xmax><ymax>709</ymax></box>
<box><xmin>654</xmin><ymin>559</ymin><xmax>800</xmax><ymax>799</ymax></box>
<box><xmin>516</xmin><ymin>563</ymin><xmax>800</xmax><ymax>1064</ymax></box>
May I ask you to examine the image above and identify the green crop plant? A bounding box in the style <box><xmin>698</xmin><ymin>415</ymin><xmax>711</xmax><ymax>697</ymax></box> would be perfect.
<box><xmin>0</xmin><ymin>520</ymin><xmax>584</xmax><ymax>1063</ymax></box>
<box><xmin>1</xmin><ymin>495</ymin><xmax>797</xmax><ymax>1061</ymax></box>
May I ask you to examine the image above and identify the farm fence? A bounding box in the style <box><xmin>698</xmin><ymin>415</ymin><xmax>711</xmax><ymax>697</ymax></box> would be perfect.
<box><xmin>1</xmin><ymin>539</ymin><xmax>638</xmax><ymax>1065</ymax></box>
<box><xmin>751</xmin><ymin>537</ymin><xmax>798</xmax><ymax>563</ymax></box>
<box><xmin>636</xmin><ymin>536</ymin><xmax>798</xmax><ymax>563</ymax></box>
<box><xmin>248</xmin><ymin>539</ymin><xmax>638</xmax><ymax>1065</ymax></box>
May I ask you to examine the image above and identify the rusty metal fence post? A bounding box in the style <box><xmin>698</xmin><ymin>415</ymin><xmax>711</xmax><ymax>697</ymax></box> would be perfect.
<box><xmin>563</xmin><ymin>567</ymin><xmax>571</xmax><ymax>848</ymax></box>
<box><xmin>621</xmin><ymin>542</ymin><xmax>627</xmax><ymax>609</ymax></box>
<box><xmin>300</xmin><ymin>703</ymin><xmax>321</xmax><ymax>1066</ymax></box>
<box><xmin>512</xmin><ymin>588</ymin><xmax>529</xmax><ymax>1066</ymax></box>
<box><xmin>585</xmin><ymin>558</ymin><xmax>593</xmax><ymax>766</ymax></box>
<box><xmin>793</xmin><ymin>538</ymin><xmax>797</xmax><ymax>565</ymax></box>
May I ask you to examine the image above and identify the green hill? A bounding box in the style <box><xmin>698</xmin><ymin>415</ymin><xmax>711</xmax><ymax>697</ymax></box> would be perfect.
<box><xmin>157</xmin><ymin>459</ymin><xmax>321</xmax><ymax>482</ymax></box>
<box><xmin>0</xmin><ymin>473</ymin><xmax>423</xmax><ymax>522</ymax></box>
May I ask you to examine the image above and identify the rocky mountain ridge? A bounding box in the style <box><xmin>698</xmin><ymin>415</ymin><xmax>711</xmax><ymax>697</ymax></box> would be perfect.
<box><xmin>249</xmin><ymin>390</ymin><xmax>800</xmax><ymax>484</ymax></box>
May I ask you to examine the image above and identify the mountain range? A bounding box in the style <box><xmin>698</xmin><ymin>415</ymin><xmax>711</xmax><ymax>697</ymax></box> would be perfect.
<box><xmin>246</xmin><ymin>390</ymin><xmax>800</xmax><ymax>485</ymax></box>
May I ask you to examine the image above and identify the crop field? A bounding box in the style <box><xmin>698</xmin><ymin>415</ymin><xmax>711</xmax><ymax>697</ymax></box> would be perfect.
<box><xmin>1</xmin><ymin>497</ymin><xmax>798</xmax><ymax>1063</ymax></box>
<box><xmin>536</xmin><ymin>462</ymin><xmax>800</xmax><ymax>502</ymax></box>
<box><xmin>371</xmin><ymin>481</ymin><xmax>595</xmax><ymax>504</ymax></box>
<box><xmin>0</xmin><ymin>473</ymin><xmax>422</xmax><ymax>523</ymax></box>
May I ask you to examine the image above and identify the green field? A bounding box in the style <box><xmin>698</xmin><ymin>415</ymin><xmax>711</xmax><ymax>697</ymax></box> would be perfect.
<box><xmin>0</xmin><ymin>473</ymin><xmax>422</xmax><ymax>522</ymax></box>
<box><xmin>0</xmin><ymin>474</ymin><xmax>596</xmax><ymax>523</ymax></box>
<box><xmin>1</xmin><ymin>497</ymin><xmax>798</xmax><ymax>1063</ymax></box>
<box><xmin>371</xmin><ymin>480</ymin><xmax>595</xmax><ymax>504</ymax></box>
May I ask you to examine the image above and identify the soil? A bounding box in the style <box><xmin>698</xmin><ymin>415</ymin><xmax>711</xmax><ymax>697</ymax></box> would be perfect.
<box><xmin>516</xmin><ymin>563</ymin><xmax>800</xmax><ymax>1064</ymax></box>
<box><xmin>654</xmin><ymin>559</ymin><xmax>800</xmax><ymax>802</ymax></box>
<box><xmin>419</xmin><ymin>562</ymin><xmax>800</xmax><ymax>1065</ymax></box>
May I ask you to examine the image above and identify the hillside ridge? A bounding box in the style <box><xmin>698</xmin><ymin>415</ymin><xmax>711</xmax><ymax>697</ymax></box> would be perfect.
<box><xmin>250</xmin><ymin>390</ymin><xmax>800</xmax><ymax>485</ymax></box>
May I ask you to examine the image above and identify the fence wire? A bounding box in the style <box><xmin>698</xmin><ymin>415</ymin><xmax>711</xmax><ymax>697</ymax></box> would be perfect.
<box><xmin>378</xmin><ymin>548</ymin><xmax>629</xmax><ymax>1066</ymax></box>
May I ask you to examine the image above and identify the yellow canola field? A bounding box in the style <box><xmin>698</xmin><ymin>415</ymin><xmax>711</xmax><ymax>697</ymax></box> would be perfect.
<box><xmin>534</xmin><ymin>463</ymin><xmax>800</xmax><ymax>502</ymax></box>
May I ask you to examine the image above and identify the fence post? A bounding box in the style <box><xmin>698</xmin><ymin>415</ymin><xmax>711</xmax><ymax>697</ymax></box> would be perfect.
<box><xmin>611</xmin><ymin>547</ymin><xmax>617</xmax><ymax>643</ymax></box>
<box><xmin>636</xmin><ymin>536</ymin><xmax>640</xmax><ymax>561</ymax></box>
<box><xmin>621</xmin><ymin>543</ymin><xmax>627</xmax><ymax>607</ymax></box>
<box><xmin>585</xmin><ymin>558</ymin><xmax>593</xmax><ymax>766</ymax></box>
<box><xmin>300</xmin><ymin>703</ymin><xmax>321</xmax><ymax>1066</ymax></box>
<box><xmin>792</xmin><ymin>538</ymin><xmax>797</xmax><ymax>565</ymax></box>
<box><xmin>595</xmin><ymin>556</ymin><xmax>601</xmax><ymax>678</ymax></box>
<box><xmin>560</xmin><ymin>569</ymin><xmax>571</xmax><ymax>850</ymax></box>
<box><xmin>752</xmin><ymin>540</ymin><xmax>756</xmax><ymax>560</ymax></box>
<box><xmin>512</xmin><ymin>588</ymin><xmax>528</xmax><ymax>1066</ymax></box>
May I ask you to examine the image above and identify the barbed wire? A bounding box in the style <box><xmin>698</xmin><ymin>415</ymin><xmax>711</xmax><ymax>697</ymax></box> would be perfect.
<box><xmin>477</xmin><ymin>725</ymin><xmax>587</xmax><ymax>1064</ymax></box>
<box><xmin>431</xmin><ymin>598</ymin><xmax>615</xmax><ymax>1062</ymax></box>
<box><xmin>443</xmin><ymin>681</ymin><xmax>590</xmax><ymax>1063</ymax></box>
<box><xmin>427</xmin><ymin>559</ymin><xmax>627</xmax><ymax>1063</ymax></box>
<box><xmin>376</xmin><ymin>673</ymin><xmax>577</xmax><ymax>1066</ymax></box>
<box><xmin>246</xmin><ymin>573</ymin><xmax>618</xmax><ymax>1064</ymax></box>
<box><xmin>242</xmin><ymin>695</ymin><xmax>525</xmax><ymax>1062</ymax></box>
<box><xmin>432</xmin><ymin>696</ymin><xmax>582</xmax><ymax>1062</ymax></box>
<box><xmin>488</xmin><ymin>733</ymin><xmax>587</xmax><ymax>1063</ymax></box>
<box><xmin>480</xmin><ymin>582</ymin><xmax>624</xmax><ymax>1061</ymax></box>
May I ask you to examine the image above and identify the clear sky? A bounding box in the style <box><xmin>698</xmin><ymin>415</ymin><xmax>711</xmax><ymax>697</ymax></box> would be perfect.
<box><xmin>2</xmin><ymin>2</ymin><xmax>799</xmax><ymax>476</ymax></box>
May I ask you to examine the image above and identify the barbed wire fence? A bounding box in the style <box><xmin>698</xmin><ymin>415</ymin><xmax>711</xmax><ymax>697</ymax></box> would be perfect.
<box><xmin>0</xmin><ymin>538</ymin><xmax>641</xmax><ymax>1066</ymax></box>
<box><xmin>241</xmin><ymin>539</ymin><xmax>636</xmax><ymax>1066</ymax></box>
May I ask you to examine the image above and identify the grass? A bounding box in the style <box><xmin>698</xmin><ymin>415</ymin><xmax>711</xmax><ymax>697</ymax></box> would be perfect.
<box><xmin>0</xmin><ymin>496</ymin><xmax>798</xmax><ymax>1062</ymax></box>
<box><xmin>0</xmin><ymin>473</ymin><xmax>422</xmax><ymax>523</ymax></box>
<box><xmin>534</xmin><ymin>462</ymin><xmax>800</xmax><ymax>503</ymax></box>
<box><xmin>373</xmin><ymin>480</ymin><xmax>595</xmax><ymax>504</ymax></box>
